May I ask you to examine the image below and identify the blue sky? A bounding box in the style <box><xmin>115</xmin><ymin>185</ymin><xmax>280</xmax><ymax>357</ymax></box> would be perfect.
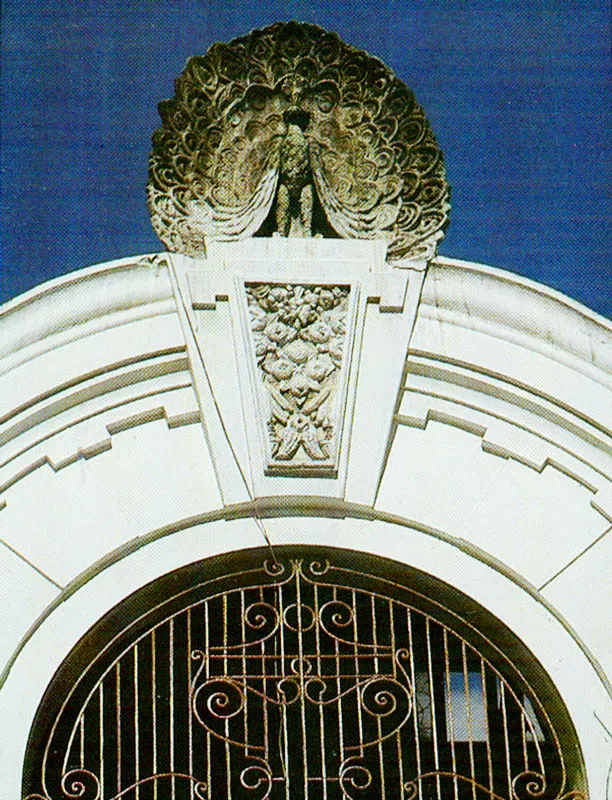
<box><xmin>1</xmin><ymin>0</ymin><xmax>610</xmax><ymax>317</ymax></box>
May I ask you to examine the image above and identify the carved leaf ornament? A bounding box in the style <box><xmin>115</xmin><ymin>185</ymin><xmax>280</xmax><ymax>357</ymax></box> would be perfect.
<box><xmin>246</xmin><ymin>282</ymin><xmax>350</xmax><ymax>470</ymax></box>
<box><xmin>148</xmin><ymin>21</ymin><xmax>450</xmax><ymax>260</ymax></box>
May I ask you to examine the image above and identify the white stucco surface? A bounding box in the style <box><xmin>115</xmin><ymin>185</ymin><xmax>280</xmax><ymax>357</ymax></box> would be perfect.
<box><xmin>0</xmin><ymin>246</ymin><xmax>610</xmax><ymax>798</ymax></box>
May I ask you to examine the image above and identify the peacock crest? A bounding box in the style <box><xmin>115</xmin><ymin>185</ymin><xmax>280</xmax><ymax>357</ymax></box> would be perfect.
<box><xmin>147</xmin><ymin>21</ymin><xmax>450</xmax><ymax>261</ymax></box>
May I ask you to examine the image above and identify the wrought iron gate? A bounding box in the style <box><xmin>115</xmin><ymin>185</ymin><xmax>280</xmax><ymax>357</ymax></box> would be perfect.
<box><xmin>23</xmin><ymin>548</ymin><xmax>586</xmax><ymax>800</ymax></box>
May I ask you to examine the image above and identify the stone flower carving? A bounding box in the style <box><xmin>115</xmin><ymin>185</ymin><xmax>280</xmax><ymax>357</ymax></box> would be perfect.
<box><xmin>246</xmin><ymin>283</ymin><xmax>350</xmax><ymax>469</ymax></box>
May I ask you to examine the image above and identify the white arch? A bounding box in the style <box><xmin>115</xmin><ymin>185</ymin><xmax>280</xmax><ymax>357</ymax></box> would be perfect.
<box><xmin>2</xmin><ymin>511</ymin><xmax>610</xmax><ymax>798</ymax></box>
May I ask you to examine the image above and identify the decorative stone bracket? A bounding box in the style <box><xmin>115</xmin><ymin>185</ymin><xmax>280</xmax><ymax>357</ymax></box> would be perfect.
<box><xmin>166</xmin><ymin>240</ymin><xmax>426</xmax><ymax>503</ymax></box>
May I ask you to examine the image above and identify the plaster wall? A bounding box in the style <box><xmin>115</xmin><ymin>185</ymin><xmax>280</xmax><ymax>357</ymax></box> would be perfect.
<box><xmin>0</xmin><ymin>249</ymin><xmax>610</xmax><ymax>798</ymax></box>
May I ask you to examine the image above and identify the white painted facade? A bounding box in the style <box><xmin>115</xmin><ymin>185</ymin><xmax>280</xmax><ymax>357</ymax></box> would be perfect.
<box><xmin>0</xmin><ymin>242</ymin><xmax>610</xmax><ymax>798</ymax></box>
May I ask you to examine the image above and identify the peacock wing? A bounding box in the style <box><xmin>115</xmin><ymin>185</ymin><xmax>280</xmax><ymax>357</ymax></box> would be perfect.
<box><xmin>304</xmin><ymin>80</ymin><xmax>403</xmax><ymax>242</ymax></box>
<box><xmin>186</xmin><ymin>85</ymin><xmax>286</xmax><ymax>242</ymax></box>
<box><xmin>147</xmin><ymin>37</ymin><xmax>290</xmax><ymax>256</ymax></box>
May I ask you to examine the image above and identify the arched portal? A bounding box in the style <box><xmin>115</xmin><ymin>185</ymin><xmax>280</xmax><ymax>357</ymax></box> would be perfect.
<box><xmin>23</xmin><ymin>546</ymin><xmax>586</xmax><ymax>800</ymax></box>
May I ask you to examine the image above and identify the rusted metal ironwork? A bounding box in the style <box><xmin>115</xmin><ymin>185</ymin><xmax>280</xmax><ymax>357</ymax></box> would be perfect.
<box><xmin>23</xmin><ymin>551</ymin><xmax>586</xmax><ymax>799</ymax></box>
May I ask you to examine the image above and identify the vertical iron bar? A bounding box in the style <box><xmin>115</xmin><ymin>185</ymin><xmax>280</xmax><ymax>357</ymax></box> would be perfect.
<box><xmin>425</xmin><ymin>619</ymin><xmax>440</xmax><ymax>799</ymax></box>
<box><xmin>480</xmin><ymin>660</ymin><xmax>494</xmax><ymax>794</ymax></box>
<box><xmin>443</xmin><ymin>629</ymin><xmax>458</xmax><ymax>800</ymax></box>
<box><xmin>333</xmin><ymin>587</ymin><xmax>344</xmax><ymax>783</ymax></box>
<box><xmin>205</xmin><ymin>602</ymin><xmax>211</xmax><ymax>796</ymax></box>
<box><xmin>352</xmin><ymin>590</ymin><xmax>364</xmax><ymax>776</ymax></box>
<box><xmin>99</xmin><ymin>684</ymin><xmax>104</xmax><ymax>797</ymax></box>
<box><xmin>389</xmin><ymin>598</ymin><xmax>403</xmax><ymax>798</ymax></box>
<box><xmin>279</xmin><ymin>571</ymin><xmax>290</xmax><ymax>800</ymax></box>
<box><xmin>296</xmin><ymin>567</ymin><xmax>309</xmax><ymax>798</ymax></box>
<box><xmin>79</xmin><ymin>711</ymin><xmax>85</xmax><ymax>769</ymax></box>
<box><xmin>134</xmin><ymin>645</ymin><xmax>139</xmax><ymax>800</ymax></box>
<box><xmin>188</xmin><ymin>609</ymin><xmax>193</xmax><ymax>799</ymax></box>
<box><xmin>152</xmin><ymin>629</ymin><xmax>157</xmax><ymax>800</ymax></box>
<box><xmin>520</xmin><ymin>697</ymin><xmax>529</xmax><ymax>772</ymax></box>
<box><xmin>79</xmin><ymin>714</ymin><xmax>84</xmax><ymax>770</ymax></box>
<box><xmin>461</xmin><ymin>641</ymin><xmax>476</xmax><ymax>800</ymax></box>
<box><xmin>170</xmin><ymin>619</ymin><xmax>175</xmax><ymax>800</ymax></box>
<box><xmin>223</xmin><ymin>593</ymin><xmax>230</xmax><ymax>799</ymax></box>
<box><xmin>116</xmin><ymin>662</ymin><xmax>122</xmax><ymax>796</ymax></box>
<box><xmin>371</xmin><ymin>594</ymin><xmax>385</xmax><ymax>800</ymax></box>
<box><xmin>241</xmin><ymin>589</ymin><xmax>248</xmax><ymax>761</ymax></box>
<box><xmin>500</xmin><ymin>680</ymin><xmax>513</xmax><ymax>798</ymax></box>
<box><xmin>314</xmin><ymin>578</ymin><xmax>327</xmax><ymax>798</ymax></box>
<box><xmin>406</xmin><ymin>610</ymin><xmax>422</xmax><ymax>800</ymax></box>
<box><xmin>259</xmin><ymin>585</ymin><xmax>269</xmax><ymax>766</ymax></box>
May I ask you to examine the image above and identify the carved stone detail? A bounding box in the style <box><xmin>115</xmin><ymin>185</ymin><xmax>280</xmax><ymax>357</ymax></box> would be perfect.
<box><xmin>148</xmin><ymin>21</ymin><xmax>450</xmax><ymax>262</ymax></box>
<box><xmin>245</xmin><ymin>282</ymin><xmax>350</xmax><ymax>473</ymax></box>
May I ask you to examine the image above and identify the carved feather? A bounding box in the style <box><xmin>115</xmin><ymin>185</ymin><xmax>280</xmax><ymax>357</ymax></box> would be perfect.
<box><xmin>147</xmin><ymin>21</ymin><xmax>450</xmax><ymax>260</ymax></box>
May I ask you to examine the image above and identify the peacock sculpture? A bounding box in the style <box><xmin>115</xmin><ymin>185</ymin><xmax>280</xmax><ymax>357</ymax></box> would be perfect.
<box><xmin>147</xmin><ymin>21</ymin><xmax>450</xmax><ymax>261</ymax></box>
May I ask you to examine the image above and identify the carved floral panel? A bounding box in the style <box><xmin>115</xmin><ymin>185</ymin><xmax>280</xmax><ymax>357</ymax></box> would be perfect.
<box><xmin>245</xmin><ymin>282</ymin><xmax>352</xmax><ymax>475</ymax></box>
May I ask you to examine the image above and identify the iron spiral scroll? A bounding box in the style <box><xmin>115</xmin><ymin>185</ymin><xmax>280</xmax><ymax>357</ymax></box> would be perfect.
<box><xmin>23</xmin><ymin>552</ymin><xmax>586</xmax><ymax>799</ymax></box>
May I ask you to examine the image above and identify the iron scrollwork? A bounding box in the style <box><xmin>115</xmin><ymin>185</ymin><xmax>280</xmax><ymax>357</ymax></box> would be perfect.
<box><xmin>23</xmin><ymin>555</ymin><xmax>587</xmax><ymax>800</ymax></box>
<box><xmin>189</xmin><ymin>561</ymin><xmax>415</xmax><ymax>796</ymax></box>
<box><xmin>25</xmin><ymin>770</ymin><xmax>208</xmax><ymax>800</ymax></box>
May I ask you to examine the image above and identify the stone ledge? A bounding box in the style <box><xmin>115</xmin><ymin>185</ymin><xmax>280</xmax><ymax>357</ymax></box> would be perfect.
<box><xmin>397</xmin><ymin>395</ymin><xmax>608</xmax><ymax>502</ymax></box>
<box><xmin>0</xmin><ymin>255</ymin><xmax>176</xmax><ymax>374</ymax></box>
<box><xmin>591</xmin><ymin>484</ymin><xmax>612</xmax><ymax>522</ymax></box>
<box><xmin>428</xmin><ymin>256</ymin><xmax>612</xmax><ymax>378</ymax></box>
<box><xmin>402</xmin><ymin>353</ymin><xmax>612</xmax><ymax>477</ymax></box>
<box><xmin>0</xmin><ymin>351</ymin><xmax>190</xmax><ymax>447</ymax></box>
<box><xmin>0</xmin><ymin>386</ymin><xmax>200</xmax><ymax>501</ymax></box>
